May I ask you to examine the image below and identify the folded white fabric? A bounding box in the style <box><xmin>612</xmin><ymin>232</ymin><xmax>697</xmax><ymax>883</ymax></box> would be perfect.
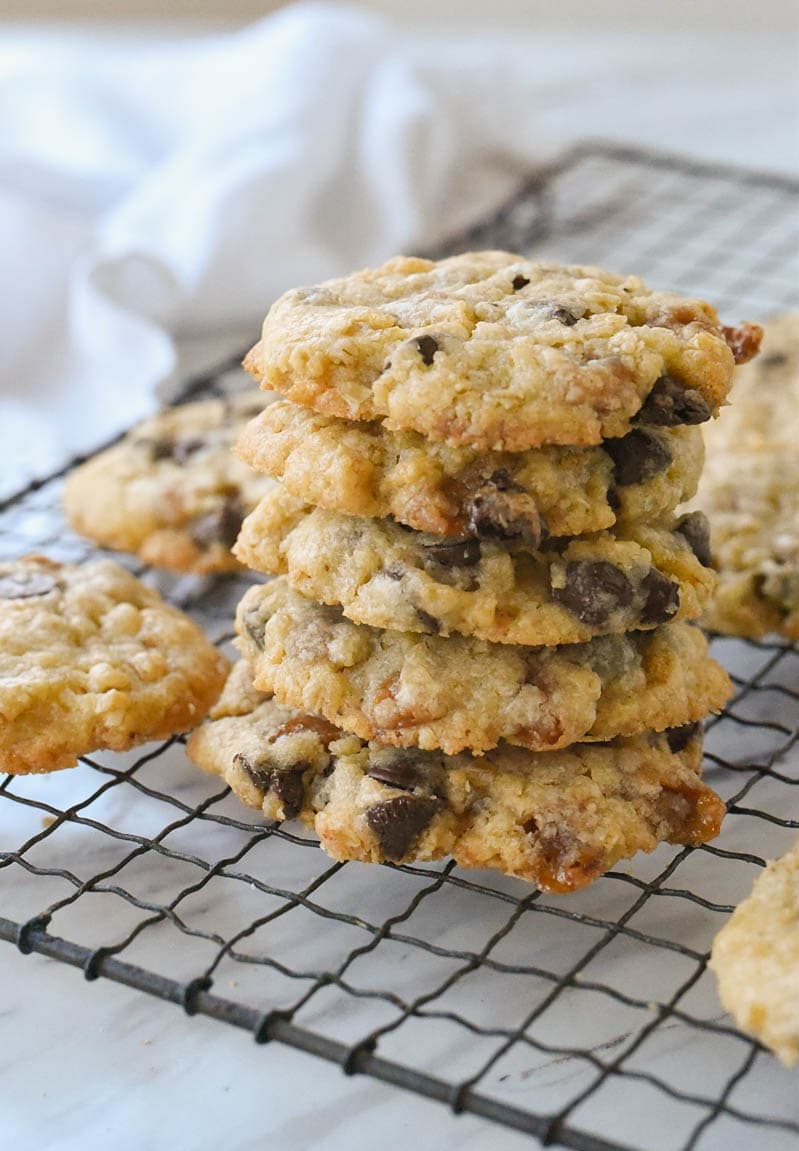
<box><xmin>0</xmin><ymin>3</ymin><xmax>544</xmax><ymax>496</ymax></box>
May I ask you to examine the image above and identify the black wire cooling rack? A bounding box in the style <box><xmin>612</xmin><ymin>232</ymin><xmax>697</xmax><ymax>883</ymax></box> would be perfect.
<box><xmin>1</xmin><ymin>142</ymin><xmax>798</xmax><ymax>1151</ymax></box>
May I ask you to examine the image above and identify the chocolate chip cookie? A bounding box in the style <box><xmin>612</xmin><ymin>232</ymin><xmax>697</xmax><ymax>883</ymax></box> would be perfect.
<box><xmin>188</xmin><ymin>662</ymin><xmax>723</xmax><ymax>892</ymax></box>
<box><xmin>64</xmin><ymin>392</ymin><xmax>277</xmax><ymax>574</ymax></box>
<box><xmin>235</xmin><ymin>580</ymin><xmax>731</xmax><ymax>755</ymax></box>
<box><xmin>1</xmin><ymin>556</ymin><xmax>229</xmax><ymax>773</ymax></box>
<box><xmin>710</xmin><ymin>837</ymin><xmax>799</xmax><ymax>1065</ymax></box>
<box><xmin>692</xmin><ymin>313</ymin><xmax>799</xmax><ymax>640</ymax></box>
<box><xmin>235</xmin><ymin>488</ymin><xmax>715</xmax><ymax>646</ymax></box>
<box><xmin>236</xmin><ymin>400</ymin><xmax>705</xmax><ymax>539</ymax></box>
<box><xmin>244</xmin><ymin>252</ymin><xmax>760</xmax><ymax>451</ymax></box>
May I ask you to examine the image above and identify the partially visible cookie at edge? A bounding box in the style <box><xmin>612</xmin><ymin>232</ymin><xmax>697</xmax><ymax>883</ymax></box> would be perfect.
<box><xmin>0</xmin><ymin>555</ymin><xmax>230</xmax><ymax>773</ymax></box>
<box><xmin>64</xmin><ymin>391</ymin><xmax>277</xmax><ymax>574</ymax></box>
<box><xmin>244</xmin><ymin>252</ymin><xmax>760</xmax><ymax>451</ymax></box>
<box><xmin>710</xmin><ymin>838</ymin><xmax>799</xmax><ymax>1066</ymax></box>
<box><xmin>692</xmin><ymin>312</ymin><xmax>799</xmax><ymax>640</ymax></box>
<box><xmin>187</xmin><ymin>661</ymin><xmax>723</xmax><ymax>893</ymax></box>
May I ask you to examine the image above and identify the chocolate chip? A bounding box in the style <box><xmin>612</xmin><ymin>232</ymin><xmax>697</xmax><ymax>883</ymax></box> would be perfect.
<box><xmin>604</xmin><ymin>430</ymin><xmax>672</xmax><ymax>486</ymax></box>
<box><xmin>0</xmin><ymin>571</ymin><xmax>60</xmax><ymax>600</ymax></box>
<box><xmin>415</xmin><ymin>608</ymin><xmax>441</xmax><ymax>634</ymax></box>
<box><xmin>243</xmin><ymin>613</ymin><xmax>266</xmax><ymax>650</ymax></box>
<box><xmin>270</xmin><ymin>715</ymin><xmax>341</xmax><ymax>746</ymax></box>
<box><xmin>235</xmin><ymin>754</ymin><xmax>306</xmax><ymax>819</ymax></box>
<box><xmin>551</xmin><ymin>561</ymin><xmax>633</xmax><ymax>627</ymax></box>
<box><xmin>635</xmin><ymin>376</ymin><xmax>712</xmax><ymax>426</ymax></box>
<box><xmin>149</xmin><ymin>436</ymin><xmax>205</xmax><ymax>464</ymax></box>
<box><xmin>762</xmin><ymin>351</ymin><xmax>788</xmax><ymax>370</ymax></box>
<box><xmin>551</xmin><ymin>307</ymin><xmax>579</xmax><ymax>326</ymax></box>
<box><xmin>365</xmin><ymin>795</ymin><xmax>441</xmax><ymax>861</ymax></box>
<box><xmin>676</xmin><ymin>511</ymin><xmax>713</xmax><ymax>568</ymax></box>
<box><xmin>411</xmin><ymin>335</ymin><xmax>439</xmax><ymax>366</ymax></box>
<box><xmin>665</xmin><ymin>722</ymin><xmax>701</xmax><ymax>754</ymax></box>
<box><xmin>367</xmin><ymin>756</ymin><xmax>427</xmax><ymax>791</ymax></box>
<box><xmin>511</xmin><ymin>274</ymin><xmax>530</xmax><ymax>290</ymax></box>
<box><xmin>639</xmin><ymin>569</ymin><xmax>680</xmax><ymax>624</ymax></box>
<box><xmin>421</xmin><ymin>537</ymin><xmax>481</xmax><ymax>567</ymax></box>
<box><xmin>189</xmin><ymin>497</ymin><xmax>244</xmax><ymax>550</ymax></box>
<box><xmin>468</xmin><ymin>471</ymin><xmax>544</xmax><ymax>548</ymax></box>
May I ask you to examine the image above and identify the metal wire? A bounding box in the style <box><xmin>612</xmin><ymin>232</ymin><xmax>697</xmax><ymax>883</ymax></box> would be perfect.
<box><xmin>2</xmin><ymin>142</ymin><xmax>798</xmax><ymax>1151</ymax></box>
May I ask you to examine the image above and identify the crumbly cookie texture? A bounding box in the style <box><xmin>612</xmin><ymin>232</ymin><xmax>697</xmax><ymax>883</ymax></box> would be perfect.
<box><xmin>235</xmin><ymin>488</ymin><xmax>716</xmax><ymax>646</ymax></box>
<box><xmin>64</xmin><ymin>392</ymin><xmax>277</xmax><ymax>574</ymax></box>
<box><xmin>244</xmin><ymin>252</ymin><xmax>760</xmax><ymax>451</ymax></box>
<box><xmin>0</xmin><ymin>556</ymin><xmax>229</xmax><ymax>774</ymax></box>
<box><xmin>236</xmin><ymin>400</ymin><xmax>705</xmax><ymax>539</ymax></box>
<box><xmin>187</xmin><ymin>662</ymin><xmax>723</xmax><ymax>893</ymax></box>
<box><xmin>235</xmin><ymin>580</ymin><xmax>731</xmax><ymax>755</ymax></box>
<box><xmin>710</xmin><ymin>838</ymin><xmax>799</xmax><ymax>1066</ymax></box>
<box><xmin>691</xmin><ymin>313</ymin><xmax>799</xmax><ymax>640</ymax></box>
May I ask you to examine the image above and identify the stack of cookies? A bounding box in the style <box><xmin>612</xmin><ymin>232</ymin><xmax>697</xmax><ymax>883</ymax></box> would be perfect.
<box><xmin>189</xmin><ymin>252</ymin><xmax>762</xmax><ymax>893</ymax></box>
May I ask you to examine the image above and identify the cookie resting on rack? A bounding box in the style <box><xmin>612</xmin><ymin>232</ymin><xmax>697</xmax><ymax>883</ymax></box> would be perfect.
<box><xmin>692</xmin><ymin>312</ymin><xmax>799</xmax><ymax>640</ymax></box>
<box><xmin>235</xmin><ymin>488</ymin><xmax>716</xmax><ymax>646</ymax></box>
<box><xmin>243</xmin><ymin>251</ymin><xmax>761</xmax><ymax>451</ymax></box>
<box><xmin>64</xmin><ymin>392</ymin><xmax>277</xmax><ymax>574</ymax></box>
<box><xmin>0</xmin><ymin>556</ymin><xmax>229</xmax><ymax>773</ymax></box>
<box><xmin>187</xmin><ymin>661</ymin><xmax>724</xmax><ymax>893</ymax></box>
<box><xmin>235</xmin><ymin>579</ymin><xmax>731</xmax><ymax>756</ymax></box>
<box><xmin>710</xmin><ymin>837</ymin><xmax>799</xmax><ymax>1065</ymax></box>
<box><xmin>236</xmin><ymin>399</ymin><xmax>705</xmax><ymax>539</ymax></box>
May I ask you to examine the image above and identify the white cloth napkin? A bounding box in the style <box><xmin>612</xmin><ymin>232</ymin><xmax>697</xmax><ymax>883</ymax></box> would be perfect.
<box><xmin>0</xmin><ymin>3</ymin><xmax>543</xmax><ymax>497</ymax></box>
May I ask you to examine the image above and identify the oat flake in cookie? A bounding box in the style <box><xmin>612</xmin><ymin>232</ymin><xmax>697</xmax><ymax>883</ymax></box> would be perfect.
<box><xmin>235</xmin><ymin>487</ymin><xmax>716</xmax><ymax>646</ymax></box>
<box><xmin>235</xmin><ymin>579</ymin><xmax>731</xmax><ymax>756</ymax></box>
<box><xmin>0</xmin><ymin>556</ymin><xmax>229</xmax><ymax>773</ymax></box>
<box><xmin>64</xmin><ymin>392</ymin><xmax>277</xmax><ymax>574</ymax></box>
<box><xmin>244</xmin><ymin>252</ymin><xmax>760</xmax><ymax>451</ymax></box>
<box><xmin>236</xmin><ymin>400</ymin><xmax>705</xmax><ymax>539</ymax></box>
<box><xmin>188</xmin><ymin>662</ymin><xmax>723</xmax><ymax>893</ymax></box>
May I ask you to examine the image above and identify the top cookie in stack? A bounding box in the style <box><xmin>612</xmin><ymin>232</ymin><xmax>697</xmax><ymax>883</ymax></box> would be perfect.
<box><xmin>190</xmin><ymin>252</ymin><xmax>761</xmax><ymax>892</ymax></box>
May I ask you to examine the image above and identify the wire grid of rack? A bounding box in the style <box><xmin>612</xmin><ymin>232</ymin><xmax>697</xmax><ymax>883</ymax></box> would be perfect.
<box><xmin>1</xmin><ymin>143</ymin><xmax>798</xmax><ymax>1151</ymax></box>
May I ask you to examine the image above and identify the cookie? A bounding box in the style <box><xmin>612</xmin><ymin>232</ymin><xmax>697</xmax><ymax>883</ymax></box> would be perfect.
<box><xmin>235</xmin><ymin>580</ymin><xmax>731</xmax><ymax>755</ymax></box>
<box><xmin>235</xmin><ymin>488</ymin><xmax>716</xmax><ymax>646</ymax></box>
<box><xmin>0</xmin><ymin>555</ymin><xmax>229</xmax><ymax>774</ymax></box>
<box><xmin>188</xmin><ymin>662</ymin><xmax>723</xmax><ymax>893</ymax></box>
<box><xmin>236</xmin><ymin>400</ymin><xmax>705</xmax><ymax>539</ymax></box>
<box><xmin>64</xmin><ymin>392</ymin><xmax>277</xmax><ymax>574</ymax></box>
<box><xmin>710</xmin><ymin>838</ymin><xmax>799</xmax><ymax>1065</ymax></box>
<box><xmin>243</xmin><ymin>252</ymin><xmax>760</xmax><ymax>451</ymax></box>
<box><xmin>692</xmin><ymin>313</ymin><xmax>799</xmax><ymax>640</ymax></box>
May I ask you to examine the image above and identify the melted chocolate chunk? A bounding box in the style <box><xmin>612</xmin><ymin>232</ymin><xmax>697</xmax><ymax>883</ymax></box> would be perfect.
<box><xmin>365</xmin><ymin>795</ymin><xmax>441</xmax><ymax>861</ymax></box>
<box><xmin>639</xmin><ymin>569</ymin><xmax>680</xmax><ymax>624</ymax></box>
<box><xmin>604</xmin><ymin>430</ymin><xmax>672</xmax><ymax>486</ymax></box>
<box><xmin>676</xmin><ymin>511</ymin><xmax>713</xmax><ymax>568</ymax></box>
<box><xmin>511</xmin><ymin>274</ymin><xmax>530</xmax><ymax>290</ymax></box>
<box><xmin>761</xmin><ymin>351</ymin><xmax>788</xmax><ymax>370</ymax></box>
<box><xmin>149</xmin><ymin>436</ymin><xmax>205</xmax><ymax>464</ymax></box>
<box><xmin>367</xmin><ymin>756</ymin><xmax>427</xmax><ymax>792</ymax></box>
<box><xmin>635</xmin><ymin>376</ymin><xmax>712</xmax><ymax>427</ymax></box>
<box><xmin>189</xmin><ymin>497</ymin><xmax>244</xmax><ymax>550</ymax></box>
<box><xmin>243</xmin><ymin>613</ymin><xmax>266</xmax><ymax>650</ymax></box>
<box><xmin>415</xmin><ymin>607</ymin><xmax>441</xmax><ymax>634</ymax></box>
<box><xmin>421</xmin><ymin>537</ymin><xmax>481</xmax><ymax>567</ymax></box>
<box><xmin>468</xmin><ymin>471</ymin><xmax>544</xmax><ymax>548</ymax></box>
<box><xmin>665</xmin><ymin>722</ymin><xmax>701</xmax><ymax>754</ymax></box>
<box><xmin>551</xmin><ymin>561</ymin><xmax>633</xmax><ymax>627</ymax></box>
<box><xmin>411</xmin><ymin>335</ymin><xmax>440</xmax><ymax>366</ymax></box>
<box><xmin>235</xmin><ymin>754</ymin><xmax>306</xmax><ymax>820</ymax></box>
<box><xmin>551</xmin><ymin>306</ymin><xmax>579</xmax><ymax>326</ymax></box>
<box><xmin>0</xmin><ymin>571</ymin><xmax>60</xmax><ymax>600</ymax></box>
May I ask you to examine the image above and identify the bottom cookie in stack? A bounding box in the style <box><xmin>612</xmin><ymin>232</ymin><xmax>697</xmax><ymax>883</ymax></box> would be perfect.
<box><xmin>187</xmin><ymin>661</ymin><xmax>725</xmax><ymax>894</ymax></box>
